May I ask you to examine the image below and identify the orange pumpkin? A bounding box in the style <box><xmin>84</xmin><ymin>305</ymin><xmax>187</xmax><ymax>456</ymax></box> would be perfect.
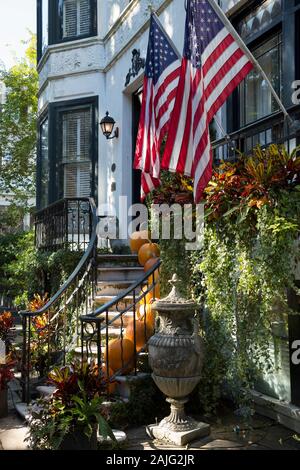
<box><xmin>139</xmin><ymin>285</ymin><xmax>160</xmax><ymax>305</ymax></box>
<box><xmin>104</xmin><ymin>338</ymin><xmax>135</xmax><ymax>374</ymax></box>
<box><xmin>125</xmin><ymin>318</ymin><xmax>154</xmax><ymax>351</ymax></box>
<box><xmin>129</xmin><ymin>230</ymin><xmax>150</xmax><ymax>254</ymax></box>
<box><xmin>138</xmin><ymin>303</ymin><xmax>156</xmax><ymax>330</ymax></box>
<box><xmin>101</xmin><ymin>365</ymin><xmax>117</xmax><ymax>395</ymax></box>
<box><xmin>144</xmin><ymin>257</ymin><xmax>160</xmax><ymax>273</ymax></box>
<box><xmin>138</xmin><ymin>243</ymin><xmax>160</xmax><ymax>266</ymax></box>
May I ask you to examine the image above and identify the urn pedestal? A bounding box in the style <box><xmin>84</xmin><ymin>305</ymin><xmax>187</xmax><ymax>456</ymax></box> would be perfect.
<box><xmin>147</xmin><ymin>275</ymin><xmax>210</xmax><ymax>446</ymax></box>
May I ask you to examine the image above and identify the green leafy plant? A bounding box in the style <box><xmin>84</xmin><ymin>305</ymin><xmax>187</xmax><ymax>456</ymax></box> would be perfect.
<box><xmin>190</xmin><ymin>145</ymin><xmax>300</xmax><ymax>417</ymax></box>
<box><xmin>26</xmin><ymin>361</ymin><xmax>116</xmax><ymax>450</ymax></box>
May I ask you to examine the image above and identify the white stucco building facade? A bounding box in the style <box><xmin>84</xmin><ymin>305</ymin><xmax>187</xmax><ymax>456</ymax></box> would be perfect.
<box><xmin>37</xmin><ymin>0</ymin><xmax>243</xmax><ymax>226</ymax></box>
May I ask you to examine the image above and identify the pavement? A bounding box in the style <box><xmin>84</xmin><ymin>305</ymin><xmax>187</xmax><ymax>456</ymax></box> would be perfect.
<box><xmin>1</xmin><ymin>402</ymin><xmax>300</xmax><ymax>451</ymax></box>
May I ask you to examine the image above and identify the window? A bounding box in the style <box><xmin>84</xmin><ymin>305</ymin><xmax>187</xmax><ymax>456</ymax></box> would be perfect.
<box><xmin>59</xmin><ymin>107</ymin><xmax>92</xmax><ymax>198</ymax></box>
<box><xmin>240</xmin><ymin>33</ymin><xmax>282</xmax><ymax>126</ymax></box>
<box><xmin>37</xmin><ymin>98</ymin><xmax>98</xmax><ymax>210</ymax></box>
<box><xmin>39</xmin><ymin>117</ymin><xmax>50</xmax><ymax>209</ymax></box>
<box><xmin>54</xmin><ymin>0</ymin><xmax>97</xmax><ymax>44</ymax></box>
<box><xmin>37</xmin><ymin>0</ymin><xmax>49</xmax><ymax>60</ymax></box>
<box><xmin>37</xmin><ymin>0</ymin><xmax>97</xmax><ymax>60</ymax></box>
<box><xmin>63</xmin><ymin>0</ymin><xmax>91</xmax><ymax>39</ymax></box>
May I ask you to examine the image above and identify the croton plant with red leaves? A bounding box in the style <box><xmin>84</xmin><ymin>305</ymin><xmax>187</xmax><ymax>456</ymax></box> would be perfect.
<box><xmin>0</xmin><ymin>355</ymin><xmax>15</xmax><ymax>391</ymax></box>
<box><xmin>0</xmin><ymin>311</ymin><xmax>14</xmax><ymax>343</ymax></box>
<box><xmin>205</xmin><ymin>144</ymin><xmax>300</xmax><ymax>222</ymax></box>
<box><xmin>151</xmin><ymin>145</ymin><xmax>300</xmax><ymax>221</ymax></box>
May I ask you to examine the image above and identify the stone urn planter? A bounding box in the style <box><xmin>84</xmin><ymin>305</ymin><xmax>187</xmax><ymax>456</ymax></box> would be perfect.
<box><xmin>147</xmin><ymin>274</ymin><xmax>210</xmax><ymax>446</ymax></box>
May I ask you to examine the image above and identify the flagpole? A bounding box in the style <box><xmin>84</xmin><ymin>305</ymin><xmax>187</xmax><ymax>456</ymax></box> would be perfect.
<box><xmin>207</xmin><ymin>0</ymin><xmax>293</xmax><ymax>126</ymax></box>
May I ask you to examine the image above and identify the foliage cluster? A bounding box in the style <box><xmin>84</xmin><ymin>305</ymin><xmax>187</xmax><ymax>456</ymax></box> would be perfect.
<box><xmin>192</xmin><ymin>145</ymin><xmax>300</xmax><ymax>416</ymax></box>
<box><xmin>26</xmin><ymin>361</ymin><xmax>115</xmax><ymax>450</ymax></box>
<box><xmin>0</xmin><ymin>230</ymin><xmax>81</xmax><ymax>308</ymax></box>
<box><xmin>0</xmin><ymin>34</ymin><xmax>38</xmax><ymax>209</ymax></box>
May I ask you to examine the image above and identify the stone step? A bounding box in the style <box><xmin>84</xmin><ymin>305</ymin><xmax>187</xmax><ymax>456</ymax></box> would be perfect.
<box><xmin>114</xmin><ymin>372</ymin><xmax>151</xmax><ymax>399</ymax></box>
<box><xmin>97</xmin><ymin>266</ymin><xmax>144</xmax><ymax>282</ymax></box>
<box><xmin>97</xmin><ymin>281</ymin><xmax>143</xmax><ymax>296</ymax></box>
<box><xmin>15</xmin><ymin>402</ymin><xmax>30</xmax><ymax>421</ymax></box>
<box><xmin>97</xmin><ymin>254</ymin><xmax>138</xmax><ymax>267</ymax></box>
<box><xmin>97</xmin><ymin>311</ymin><xmax>135</xmax><ymax>327</ymax></box>
<box><xmin>36</xmin><ymin>385</ymin><xmax>57</xmax><ymax>397</ymax></box>
<box><xmin>94</xmin><ymin>294</ymin><xmax>135</xmax><ymax>312</ymax></box>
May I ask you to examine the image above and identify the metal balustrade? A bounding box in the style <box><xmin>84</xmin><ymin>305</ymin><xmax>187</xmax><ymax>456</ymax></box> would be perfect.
<box><xmin>20</xmin><ymin>197</ymin><xmax>98</xmax><ymax>403</ymax></box>
<box><xmin>20</xmin><ymin>196</ymin><xmax>161</xmax><ymax>403</ymax></box>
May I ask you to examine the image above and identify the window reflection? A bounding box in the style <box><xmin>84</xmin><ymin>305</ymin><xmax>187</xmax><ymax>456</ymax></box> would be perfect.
<box><xmin>240</xmin><ymin>34</ymin><xmax>282</xmax><ymax>126</ymax></box>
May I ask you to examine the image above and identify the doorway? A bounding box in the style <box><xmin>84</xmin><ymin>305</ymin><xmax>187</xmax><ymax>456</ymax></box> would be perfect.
<box><xmin>132</xmin><ymin>86</ymin><xmax>143</xmax><ymax>205</ymax></box>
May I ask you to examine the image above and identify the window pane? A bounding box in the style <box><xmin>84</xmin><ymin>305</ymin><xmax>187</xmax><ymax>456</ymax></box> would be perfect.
<box><xmin>42</xmin><ymin>0</ymin><xmax>48</xmax><ymax>53</ymax></box>
<box><xmin>240</xmin><ymin>34</ymin><xmax>281</xmax><ymax>125</ymax></box>
<box><xmin>40</xmin><ymin>118</ymin><xmax>49</xmax><ymax>209</ymax></box>
<box><xmin>60</xmin><ymin>108</ymin><xmax>92</xmax><ymax>198</ymax></box>
<box><xmin>63</xmin><ymin>0</ymin><xmax>91</xmax><ymax>39</ymax></box>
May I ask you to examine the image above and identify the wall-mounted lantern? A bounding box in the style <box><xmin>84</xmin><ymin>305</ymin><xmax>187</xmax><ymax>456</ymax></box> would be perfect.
<box><xmin>100</xmin><ymin>112</ymin><xmax>119</xmax><ymax>140</ymax></box>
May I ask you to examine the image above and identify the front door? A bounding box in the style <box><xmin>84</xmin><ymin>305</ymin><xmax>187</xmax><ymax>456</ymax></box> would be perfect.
<box><xmin>132</xmin><ymin>87</ymin><xmax>143</xmax><ymax>205</ymax></box>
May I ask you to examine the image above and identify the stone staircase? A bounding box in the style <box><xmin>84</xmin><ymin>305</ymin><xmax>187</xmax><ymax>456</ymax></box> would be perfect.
<box><xmin>11</xmin><ymin>253</ymin><xmax>152</xmax><ymax>419</ymax></box>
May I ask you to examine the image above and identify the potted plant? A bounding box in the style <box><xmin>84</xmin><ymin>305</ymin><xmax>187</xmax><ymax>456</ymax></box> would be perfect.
<box><xmin>0</xmin><ymin>355</ymin><xmax>15</xmax><ymax>418</ymax></box>
<box><xmin>26</xmin><ymin>361</ymin><xmax>116</xmax><ymax>450</ymax></box>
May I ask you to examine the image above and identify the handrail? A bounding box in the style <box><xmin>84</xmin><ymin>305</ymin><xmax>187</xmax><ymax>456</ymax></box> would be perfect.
<box><xmin>20</xmin><ymin>197</ymin><xmax>99</xmax><ymax>403</ymax></box>
<box><xmin>20</xmin><ymin>197</ymin><xmax>98</xmax><ymax>318</ymax></box>
<box><xmin>82</xmin><ymin>259</ymin><xmax>162</xmax><ymax>321</ymax></box>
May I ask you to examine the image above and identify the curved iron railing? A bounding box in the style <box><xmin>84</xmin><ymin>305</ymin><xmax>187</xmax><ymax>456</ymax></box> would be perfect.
<box><xmin>20</xmin><ymin>197</ymin><xmax>98</xmax><ymax>403</ymax></box>
<box><xmin>80</xmin><ymin>259</ymin><xmax>162</xmax><ymax>392</ymax></box>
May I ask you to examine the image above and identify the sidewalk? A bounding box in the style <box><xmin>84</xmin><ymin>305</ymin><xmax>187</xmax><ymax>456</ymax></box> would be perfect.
<box><xmin>1</xmin><ymin>404</ymin><xmax>300</xmax><ymax>451</ymax></box>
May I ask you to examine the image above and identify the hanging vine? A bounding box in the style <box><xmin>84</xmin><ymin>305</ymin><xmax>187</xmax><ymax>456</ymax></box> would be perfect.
<box><xmin>190</xmin><ymin>145</ymin><xmax>300</xmax><ymax>416</ymax></box>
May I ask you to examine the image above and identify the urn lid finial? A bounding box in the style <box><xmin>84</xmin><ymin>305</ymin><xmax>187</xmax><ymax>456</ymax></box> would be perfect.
<box><xmin>153</xmin><ymin>273</ymin><xmax>198</xmax><ymax>312</ymax></box>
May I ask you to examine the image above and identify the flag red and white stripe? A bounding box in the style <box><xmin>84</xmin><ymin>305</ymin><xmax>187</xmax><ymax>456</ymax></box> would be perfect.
<box><xmin>133</xmin><ymin>13</ymin><xmax>181</xmax><ymax>200</ymax></box>
<box><xmin>161</xmin><ymin>0</ymin><xmax>253</xmax><ymax>202</ymax></box>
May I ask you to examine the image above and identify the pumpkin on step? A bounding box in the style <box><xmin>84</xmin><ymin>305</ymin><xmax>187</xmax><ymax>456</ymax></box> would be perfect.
<box><xmin>137</xmin><ymin>302</ymin><xmax>156</xmax><ymax>330</ymax></box>
<box><xmin>125</xmin><ymin>318</ymin><xmax>154</xmax><ymax>352</ymax></box>
<box><xmin>101</xmin><ymin>365</ymin><xmax>116</xmax><ymax>395</ymax></box>
<box><xmin>139</xmin><ymin>285</ymin><xmax>160</xmax><ymax>305</ymax></box>
<box><xmin>138</xmin><ymin>243</ymin><xmax>160</xmax><ymax>266</ymax></box>
<box><xmin>103</xmin><ymin>338</ymin><xmax>135</xmax><ymax>375</ymax></box>
<box><xmin>144</xmin><ymin>257</ymin><xmax>160</xmax><ymax>274</ymax></box>
<box><xmin>129</xmin><ymin>230</ymin><xmax>150</xmax><ymax>254</ymax></box>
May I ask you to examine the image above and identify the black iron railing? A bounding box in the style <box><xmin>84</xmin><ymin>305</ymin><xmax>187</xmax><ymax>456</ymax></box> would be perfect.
<box><xmin>20</xmin><ymin>197</ymin><xmax>98</xmax><ymax>403</ymax></box>
<box><xmin>81</xmin><ymin>259</ymin><xmax>162</xmax><ymax>392</ymax></box>
<box><xmin>35</xmin><ymin>198</ymin><xmax>93</xmax><ymax>252</ymax></box>
<box><xmin>212</xmin><ymin>106</ymin><xmax>300</xmax><ymax>163</ymax></box>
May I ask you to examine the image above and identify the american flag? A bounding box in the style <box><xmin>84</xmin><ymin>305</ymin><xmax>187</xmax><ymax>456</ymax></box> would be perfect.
<box><xmin>161</xmin><ymin>0</ymin><xmax>253</xmax><ymax>202</ymax></box>
<box><xmin>133</xmin><ymin>13</ymin><xmax>181</xmax><ymax>200</ymax></box>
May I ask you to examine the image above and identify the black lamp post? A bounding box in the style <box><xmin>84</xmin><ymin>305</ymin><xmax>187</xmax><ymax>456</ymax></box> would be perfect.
<box><xmin>100</xmin><ymin>112</ymin><xmax>119</xmax><ymax>139</ymax></box>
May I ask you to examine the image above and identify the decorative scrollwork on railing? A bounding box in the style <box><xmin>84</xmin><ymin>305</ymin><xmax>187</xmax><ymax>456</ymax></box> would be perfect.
<box><xmin>81</xmin><ymin>259</ymin><xmax>162</xmax><ymax>396</ymax></box>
